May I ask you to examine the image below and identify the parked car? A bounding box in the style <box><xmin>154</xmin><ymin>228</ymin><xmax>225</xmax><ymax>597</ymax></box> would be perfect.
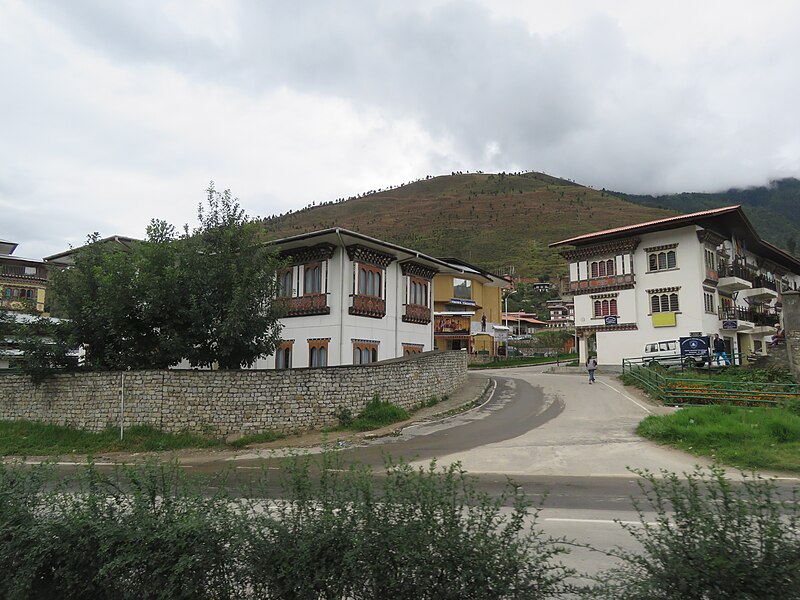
<box><xmin>643</xmin><ymin>339</ymin><xmax>708</xmax><ymax>368</ymax></box>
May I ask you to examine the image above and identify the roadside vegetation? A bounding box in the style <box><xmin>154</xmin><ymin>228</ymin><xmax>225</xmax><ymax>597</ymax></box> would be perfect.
<box><xmin>0</xmin><ymin>394</ymin><xmax>426</xmax><ymax>455</ymax></box>
<box><xmin>333</xmin><ymin>396</ymin><xmax>410</xmax><ymax>432</ymax></box>
<box><xmin>587</xmin><ymin>465</ymin><xmax>800</xmax><ymax>599</ymax></box>
<box><xmin>0</xmin><ymin>454</ymin><xmax>573</xmax><ymax>599</ymax></box>
<box><xmin>1</xmin><ymin>456</ymin><xmax>797</xmax><ymax>599</ymax></box>
<box><xmin>637</xmin><ymin>403</ymin><xmax>800</xmax><ymax>472</ymax></box>
<box><xmin>470</xmin><ymin>353</ymin><xmax>577</xmax><ymax>370</ymax></box>
<box><xmin>622</xmin><ymin>365</ymin><xmax>800</xmax><ymax>473</ymax></box>
<box><xmin>0</xmin><ymin>420</ymin><xmax>288</xmax><ymax>455</ymax></box>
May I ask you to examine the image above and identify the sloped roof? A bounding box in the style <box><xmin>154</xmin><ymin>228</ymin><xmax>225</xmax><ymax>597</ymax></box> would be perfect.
<box><xmin>550</xmin><ymin>205</ymin><xmax>800</xmax><ymax>273</ymax></box>
<box><xmin>550</xmin><ymin>205</ymin><xmax>741</xmax><ymax>247</ymax></box>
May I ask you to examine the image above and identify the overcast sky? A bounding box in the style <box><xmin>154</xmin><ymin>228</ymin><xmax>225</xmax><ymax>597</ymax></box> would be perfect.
<box><xmin>3</xmin><ymin>0</ymin><xmax>800</xmax><ymax>259</ymax></box>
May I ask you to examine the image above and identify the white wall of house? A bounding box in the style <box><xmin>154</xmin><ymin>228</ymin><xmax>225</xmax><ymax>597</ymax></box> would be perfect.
<box><xmin>571</xmin><ymin>224</ymin><xmax>794</xmax><ymax>366</ymax></box>
<box><xmin>254</xmin><ymin>246</ymin><xmax>434</xmax><ymax>369</ymax></box>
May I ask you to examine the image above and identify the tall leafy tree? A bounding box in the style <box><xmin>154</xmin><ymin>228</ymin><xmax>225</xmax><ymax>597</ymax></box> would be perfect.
<box><xmin>49</xmin><ymin>184</ymin><xmax>284</xmax><ymax>370</ymax></box>
<box><xmin>179</xmin><ymin>184</ymin><xmax>285</xmax><ymax>369</ymax></box>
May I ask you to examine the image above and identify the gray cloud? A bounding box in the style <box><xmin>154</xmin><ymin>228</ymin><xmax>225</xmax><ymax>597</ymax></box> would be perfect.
<box><xmin>4</xmin><ymin>0</ymin><xmax>800</xmax><ymax>257</ymax></box>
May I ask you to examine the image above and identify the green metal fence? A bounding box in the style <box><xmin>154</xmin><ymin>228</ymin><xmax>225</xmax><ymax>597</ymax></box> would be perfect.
<box><xmin>621</xmin><ymin>359</ymin><xmax>800</xmax><ymax>407</ymax></box>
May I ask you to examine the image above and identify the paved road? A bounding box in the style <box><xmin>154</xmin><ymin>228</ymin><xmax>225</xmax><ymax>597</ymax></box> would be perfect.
<box><xmin>32</xmin><ymin>366</ymin><xmax>800</xmax><ymax>577</ymax></box>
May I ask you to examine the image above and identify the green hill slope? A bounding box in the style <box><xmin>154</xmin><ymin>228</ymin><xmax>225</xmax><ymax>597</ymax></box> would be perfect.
<box><xmin>262</xmin><ymin>172</ymin><xmax>675</xmax><ymax>279</ymax></box>
<box><xmin>615</xmin><ymin>178</ymin><xmax>800</xmax><ymax>254</ymax></box>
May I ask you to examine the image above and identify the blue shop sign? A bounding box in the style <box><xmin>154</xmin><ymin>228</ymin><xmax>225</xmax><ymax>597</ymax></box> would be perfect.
<box><xmin>680</xmin><ymin>336</ymin><xmax>710</xmax><ymax>357</ymax></box>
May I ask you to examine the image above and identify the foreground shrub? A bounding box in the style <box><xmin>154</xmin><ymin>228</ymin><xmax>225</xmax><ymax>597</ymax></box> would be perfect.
<box><xmin>1</xmin><ymin>462</ymin><xmax>241</xmax><ymax>600</ymax></box>
<box><xmin>589</xmin><ymin>466</ymin><xmax>800</xmax><ymax>600</ymax></box>
<box><xmin>0</xmin><ymin>453</ymin><xmax>573</xmax><ymax>599</ymax></box>
<box><xmin>244</xmin><ymin>452</ymin><xmax>573</xmax><ymax>599</ymax></box>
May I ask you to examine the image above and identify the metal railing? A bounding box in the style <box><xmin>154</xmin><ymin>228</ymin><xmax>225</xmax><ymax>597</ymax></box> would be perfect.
<box><xmin>718</xmin><ymin>307</ymin><xmax>780</xmax><ymax>325</ymax></box>
<box><xmin>621</xmin><ymin>359</ymin><xmax>800</xmax><ymax>407</ymax></box>
<box><xmin>718</xmin><ymin>264</ymin><xmax>778</xmax><ymax>291</ymax></box>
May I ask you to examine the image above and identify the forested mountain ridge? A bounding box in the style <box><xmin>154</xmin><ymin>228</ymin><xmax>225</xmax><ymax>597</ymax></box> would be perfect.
<box><xmin>261</xmin><ymin>173</ymin><xmax>800</xmax><ymax>279</ymax></box>
<box><xmin>615</xmin><ymin>178</ymin><xmax>800</xmax><ymax>254</ymax></box>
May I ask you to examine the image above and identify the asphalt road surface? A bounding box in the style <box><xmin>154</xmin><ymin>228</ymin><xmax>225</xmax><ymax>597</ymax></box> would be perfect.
<box><xmin>220</xmin><ymin>366</ymin><xmax>800</xmax><ymax>576</ymax></box>
<box><xmin>29</xmin><ymin>366</ymin><xmax>800</xmax><ymax>577</ymax></box>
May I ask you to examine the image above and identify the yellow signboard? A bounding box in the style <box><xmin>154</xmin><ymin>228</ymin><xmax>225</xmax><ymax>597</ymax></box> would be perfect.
<box><xmin>652</xmin><ymin>312</ymin><xmax>677</xmax><ymax>327</ymax></box>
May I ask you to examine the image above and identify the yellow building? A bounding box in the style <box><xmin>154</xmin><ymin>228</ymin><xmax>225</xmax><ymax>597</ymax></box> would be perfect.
<box><xmin>433</xmin><ymin>258</ymin><xmax>509</xmax><ymax>355</ymax></box>
<box><xmin>0</xmin><ymin>240</ymin><xmax>48</xmax><ymax>314</ymax></box>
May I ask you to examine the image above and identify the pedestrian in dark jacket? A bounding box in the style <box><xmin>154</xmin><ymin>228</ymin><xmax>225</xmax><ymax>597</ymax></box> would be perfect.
<box><xmin>713</xmin><ymin>334</ymin><xmax>731</xmax><ymax>366</ymax></box>
<box><xmin>586</xmin><ymin>356</ymin><xmax>598</xmax><ymax>383</ymax></box>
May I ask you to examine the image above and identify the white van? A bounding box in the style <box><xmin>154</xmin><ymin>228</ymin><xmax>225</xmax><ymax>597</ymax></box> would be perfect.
<box><xmin>643</xmin><ymin>340</ymin><xmax>708</xmax><ymax>368</ymax></box>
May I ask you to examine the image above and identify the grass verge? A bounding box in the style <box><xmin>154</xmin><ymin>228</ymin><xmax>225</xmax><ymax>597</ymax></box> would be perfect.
<box><xmin>333</xmin><ymin>396</ymin><xmax>410</xmax><ymax>432</ymax></box>
<box><xmin>637</xmin><ymin>404</ymin><xmax>800</xmax><ymax>472</ymax></box>
<box><xmin>469</xmin><ymin>353</ymin><xmax>578</xmax><ymax>370</ymax></box>
<box><xmin>0</xmin><ymin>420</ymin><xmax>285</xmax><ymax>456</ymax></box>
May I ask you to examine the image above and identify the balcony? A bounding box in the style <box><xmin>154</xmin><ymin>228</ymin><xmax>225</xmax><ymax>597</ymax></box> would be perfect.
<box><xmin>718</xmin><ymin>307</ymin><xmax>779</xmax><ymax>333</ymax></box>
<box><xmin>717</xmin><ymin>264</ymin><xmax>753</xmax><ymax>293</ymax></box>
<box><xmin>349</xmin><ymin>294</ymin><xmax>386</xmax><ymax>319</ymax></box>
<box><xmin>281</xmin><ymin>293</ymin><xmax>330</xmax><ymax>318</ymax></box>
<box><xmin>402</xmin><ymin>304</ymin><xmax>431</xmax><ymax>324</ymax></box>
<box><xmin>742</xmin><ymin>274</ymin><xmax>779</xmax><ymax>303</ymax></box>
<box><xmin>568</xmin><ymin>273</ymin><xmax>634</xmax><ymax>295</ymax></box>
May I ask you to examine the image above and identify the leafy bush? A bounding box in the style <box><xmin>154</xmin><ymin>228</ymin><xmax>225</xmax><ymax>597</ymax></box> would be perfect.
<box><xmin>335</xmin><ymin>407</ymin><xmax>354</xmax><ymax>428</ymax></box>
<box><xmin>0</xmin><ymin>454</ymin><xmax>574</xmax><ymax>599</ymax></box>
<box><xmin>589</xmin><ymin>466</ymin><xmax>800</xmax><ymax>600</ymax></box>
<box><xmin>243</xmin><ymin>452</ymin><xmax>574</xmax><ymax>599</ymax></box>
<box><xmin>346</xmin><ymin>396</ymin><xmax>409</xmax><ymax>431</ymax></box>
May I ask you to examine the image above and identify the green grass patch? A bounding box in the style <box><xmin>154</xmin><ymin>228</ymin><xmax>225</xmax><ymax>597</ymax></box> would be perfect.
<box><xmin>226</xmin><ymin>431</ymin><xmax>286</xmax><ymax>449</ymax></box>
<box><xmin>637</xmin><ymin>404</ymin><xmax>800</xmax><ymax>472</ymax></box>
<box><xmin>0</xmin><ymin>420</ymin><xmax>290</xmax><ymax>455</ymax></box>
<box><xmin>334</xmin><ymin>397</ymin><xmax>409</xmax><ymax>432</ymax></box>
<box><xmin>469</xmin><ymin>353</ymin><xmax>577</xmax><ymax>370</ymax></box>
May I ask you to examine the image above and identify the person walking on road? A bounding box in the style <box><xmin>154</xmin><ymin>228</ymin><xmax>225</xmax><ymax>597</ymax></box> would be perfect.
<box><xmin>713</xmin><ymin>333</ymin><xmax>731</xmax><ymax>366</ymax></box>
<box><xmin>586</xmin><ymin>355</ymin><xmax>598</xmax><ymax>384</ymax></box>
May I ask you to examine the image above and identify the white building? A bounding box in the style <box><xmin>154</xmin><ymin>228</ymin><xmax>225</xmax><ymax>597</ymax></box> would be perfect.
<box><xmin>254</xmin><ymin>228</ymin><xmax>464</xmax><ymax>369</ymax></box>
<box><xmin>550</xmin><ymin>206</ymin><xmax>800</xmax><ymax>366</ymax></box>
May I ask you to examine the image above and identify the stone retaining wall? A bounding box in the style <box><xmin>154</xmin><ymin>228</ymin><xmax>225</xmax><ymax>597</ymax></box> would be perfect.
<box><xmin>0</xmin><ymin>351</ymin><xmax>467</xmax><ymax>435</ymax></box>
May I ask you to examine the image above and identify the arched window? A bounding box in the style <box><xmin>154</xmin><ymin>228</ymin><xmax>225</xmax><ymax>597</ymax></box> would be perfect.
<box><xmin>594</xmin><ymin>300</ymin><xmax>602</xmax><ymax>317</ymax></box>
<box><xmin>303</xmin><ymin>264</ymin><xmax>322</xmax><ymax>294</ymax></box>
<box><xmin>353</xmin><ymin>348</ymin><xmax>361</xmax><ymax>364</ymax></box>
<box><xmin>606</xmin><ymin>259</ymin><xmax>615</xmax><ymax>275</ymax></box>
<box><xmin>660</xmin><ymin>294</ymin><xmax>670</xmax><ymax>312</ymax></box>
<box><xmin>362</xmin><ymin>348</ymin><xmax>370</xmax><ymax>364</ymax></box>
<box><xmin>651</xmin><ymin>295</ymin><xmax>660</xmax><ymax>313</ymax></box>
<box><xmin>649</xmin><ymin>249</ymin><xmax>678</xmax><ymax>272</ymax></box>
<box><xmin>276</xmin><ymin>344</ymin><xmax>292</xmax><ymax>369</ymax></box>
<box><xmin>319</xmin><ymin>347</ymin><xmax>327</xmax><ymax>367</ymax></box>
<box><xmin>591</xmin><ymin>262</ymin><xmax>599</xmax><ymax>278</ymax></box>
<box><xmin>367</xmin><ymin>271</ymin><xmax>374</xmax><ymax>296</ymax></box>
<box><xmin>279</xmin><ymin>270</ymin><xmax>292</xmax><ymax>297</ymax></box>
<box><xmin>359</xmin><ymin>268</ymin><xmax>367</xmax><ymax>294</ymax></box>
<box><xmin>598</xmin><ymin>261</ymin><xmax>606</xmax><ymax>277</ymax></box>
<box><xmin>610</xmin><ymin>298</ymin><xmax>617</xmax><ymax>315</ymax></box>
<box><xmin>371</xmin><ymin>348</ymin><xmax>378</xmax><ymax>363</ymax></box>
<box><xmin>669</xmin><ymin>293</ymin><xmax>679</xmax><ymax>312</ymax></box>
<box><xmin>602</xmin><ymin>300</ymin><xmax>610</xmax><ymax>316</ymax></box>
<box><xmin>667</xmin><ymin>251</ymin><xmax>676</xmax><ymax>269</ymax></box>
<box><xmin>374</xmin><ymin>271</ymin><xmax>381</xmax><ymax>296</ymax></box>
<box><xmin>310</xmin><ymin>347</ymin><xmax>317</xmax><ymax>368</ymax></box>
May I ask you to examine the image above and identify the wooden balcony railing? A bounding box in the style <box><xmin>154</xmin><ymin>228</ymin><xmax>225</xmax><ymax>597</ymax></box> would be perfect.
<box><xmin>349</xmin><ymin>294</ymin><xmax>386</xmax><ymax>319</ymax></box>
<box><xmin>281</xmin><ymin>293</ymin><xmax>330</xmax><ymax>317</ymax></box>
<box><xmin>402</xmin><ymin>304</ymin><xmax>431</xmax><ymax>324</ymax></box>
<box><xmin>568</xmin><ymin>273</ymin><xmax>634</xmax><ymax>295</ymax></box>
